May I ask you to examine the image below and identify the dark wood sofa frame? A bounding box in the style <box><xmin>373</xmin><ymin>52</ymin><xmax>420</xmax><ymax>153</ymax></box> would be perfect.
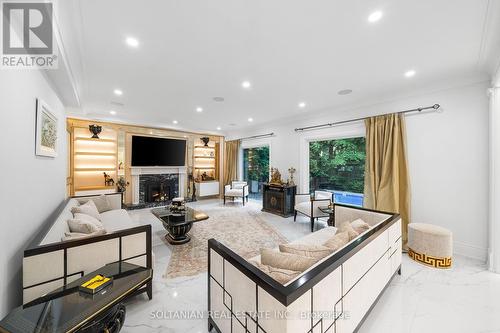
<box><xmin>208</xmin><ymin>203</ymin><xmax>401</xmax><ymax>333</ymax></box>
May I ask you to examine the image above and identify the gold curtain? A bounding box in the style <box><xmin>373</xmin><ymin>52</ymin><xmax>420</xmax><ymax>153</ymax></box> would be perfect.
<box><xmin>223</xmin><ymin>140</ymin><xmax>240</xmax><ymax>185</ymax></box>
<box><xmin>364</xmin><ymin>113</ymin><xmax>411</xmax><ymax>243</ymax></box>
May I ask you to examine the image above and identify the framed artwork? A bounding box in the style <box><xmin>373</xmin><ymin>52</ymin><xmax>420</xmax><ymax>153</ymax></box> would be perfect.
<box><xmin>35</xmin><ymin>99</ymin><xmax>58</xmax><ymax>157</ymax></box>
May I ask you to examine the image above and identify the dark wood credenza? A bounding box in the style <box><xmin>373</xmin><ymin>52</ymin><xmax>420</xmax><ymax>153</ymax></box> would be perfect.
<box><xmin>262</xmin><ymin>183</ymin><xmax>296</xmax><ymax>217</ymax></box>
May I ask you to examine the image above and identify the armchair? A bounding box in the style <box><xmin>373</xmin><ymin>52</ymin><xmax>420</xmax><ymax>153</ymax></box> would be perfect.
<box><xmin>223</xmin><ymin>181</ymin><xmax>249</xmax><ymax>206</ymax></box>
<box><xmin>294</xmin><ymin>190</ymin><xmax>333</xmax><ymax>232</ymax></box>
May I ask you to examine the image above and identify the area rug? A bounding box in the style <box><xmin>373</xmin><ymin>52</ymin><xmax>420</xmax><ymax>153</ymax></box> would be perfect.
<box><xmin>165</xmin><ymin>206</ymin><xmax>288</xmax><ymax>279</ymax></box>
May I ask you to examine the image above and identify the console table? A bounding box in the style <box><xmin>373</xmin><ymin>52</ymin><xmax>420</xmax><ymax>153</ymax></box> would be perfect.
<box><xmin>0</xmin><ymin>262</ymin><xmax>152</xmax><ymax>333</ymax></box>
<box><xmin>262</xmin><ymin>184</ymin><xmax>296</xmax><ymax>217</ymax></box>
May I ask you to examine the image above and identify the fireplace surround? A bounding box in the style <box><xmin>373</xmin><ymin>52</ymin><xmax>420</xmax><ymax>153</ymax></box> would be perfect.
<box><xmin>130</xmin><ymin>166</ymin><xmax>187</xmax><ymax>205</ymax></box>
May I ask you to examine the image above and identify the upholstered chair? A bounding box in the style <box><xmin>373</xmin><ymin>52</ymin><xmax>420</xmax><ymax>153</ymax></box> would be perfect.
<box><xmin>294</xmin><ymin>190</ymin><xmax>333</xmax><ymax>232</ymax></box>
<box><xmin>223</xmin><ymin>181</ymin><xmax>249</xmax><ymax>206</ymax></box>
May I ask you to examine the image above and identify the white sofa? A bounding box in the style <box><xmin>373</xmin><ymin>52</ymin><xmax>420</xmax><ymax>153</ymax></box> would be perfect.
<box><xmin>23</xmin><ymin>193</ymin><xmax>153</xmax><ymax>304</ymax></box>
<box><xmin>40</xmin><ymin>193</ymin><xmax>131</xmax><ymax>244</ymax></box>
<box><xmin>208</xmin><ymin>204</ymin><xmax>402</xmax><ymax>333</ymax></box>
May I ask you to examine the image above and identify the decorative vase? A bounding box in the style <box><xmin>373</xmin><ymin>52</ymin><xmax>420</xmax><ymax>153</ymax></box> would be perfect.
<box><xmin>89</xmin><ymin>124</ymin><xmax>102</xmax><ymax>139</ymax></box>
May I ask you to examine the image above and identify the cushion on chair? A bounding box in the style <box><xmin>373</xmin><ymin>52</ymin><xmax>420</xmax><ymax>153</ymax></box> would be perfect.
<box><xmin>351</xmin><ymin>218</ymin><xmax>370</xmax><ymax>234</ymax></box>
<box><xmin>62</xmin><ymin>231</ymin><xmax>105</xmax><ymax>242</ymax></box>
<box><xmin>225</xmin><ymin>189</ymin><xmax>244</xmax><ymax>197</ymax></box>
<box><xmin>260</xmin><ymin>248</ymin><xmax>318</xmax><ymax>272</ymax></box>
<box><xmin>67</xmin><ymin>213</ymin><xmax>106</xmax><ymax>234</ymax></box>
<box><xmin>71</xmin><ymin>200</ymin><xmax>102</xmax><ymax>221</ymax></box>
<box><xmin>250</xmin><ymin>261</ymin><xmax>301</xmax><ymax>284</ymax></box>
<box><xmin>315</xmin><ymin>191</ymin><xmax>332</xmax><ymax>200</ymax></box>
<box><xmin>337</xmin><ymin>221</ymin><xmax>359</xmax><ymax>240</ymax></box>
<box><xmin>100</xmin><ymin>209</ymin><xmax>135</xmax><ymax>232</ymax></box>
<box><xmin>294</xmin><ymin>201</ymin><xmax>311</xmax><ymax>216</ymax></box>
<box><xmin>279</xmin><ymin>243</ymin><xmax>333</xmax><ymax>260</ymax></box>
<box><xmin>88</xmin><ymin>195</ymin><xmax>112</xmax><ymax>213</ymax></box>
<box><xmin>323</xmin><ymin>231</ymin><xmax>350</xmax><ymax>250</ymax></box>
<box><xmin>232</xmin><ymin>181</ymin><xmax>247</xmax><ymax>189</ymax></box>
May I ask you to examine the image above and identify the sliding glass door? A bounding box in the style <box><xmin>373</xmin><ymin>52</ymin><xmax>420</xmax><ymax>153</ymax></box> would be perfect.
<box><xmin>243</xmin><ymin>146</ymin><xmax>270</xmax><ymax>200</ymax></box>
<box><xmin>309</xmin><ymin>137</ymin><xmax>366</xmax><ymax>206</ymax></box>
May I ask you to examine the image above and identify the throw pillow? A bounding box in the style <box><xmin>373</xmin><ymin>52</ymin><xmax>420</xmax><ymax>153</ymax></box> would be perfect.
<box><xmin>323</xmin><ymin>231</ymin><xmax>350</xmax><ymax>251</ymax></box>
<box><xmin>71</xmin><ymin>200</ymin><xmax>101</xmax><ymax>221</ymax></box>
<box><xmin>88</xmin><ymin>195</ymin><xmax>112</xmax><ymax>213</ymax></box>
<box><xmin>260</xmin><ymin>248</ymin><xmax>318</xmax><ymax>272</ymax></box>
<box><xmin>62</xmin><ymin>232</ymin><xmax>91</xmax><ymax>241</ymax></box>
<box><xmin>251</xmin><ymin>261</ymin><xmax>301</xmax><ymax>284</ymax></box>
<box><xmin>279</xmin><ymin>243</ymin><xmax>333</xmax><ymax>260</ymax></box>
<box><xmin>351</xmin><ymin>218</ymin><xmax>370</xmax><ymax>234</ymax></box>
<box><xmin>61</xmin><ymin>230</ymin><xmax>106</xmax><ymax>242</ymax></box>
<box><xmin>337</xmin><ymin>221</ymin><xmax>359</xmax><ymax>241</ymax></box>
<box><xmin>67</xmin><ymin>213</ymin><xmax>106</xmax><ymax>234</ymax></box>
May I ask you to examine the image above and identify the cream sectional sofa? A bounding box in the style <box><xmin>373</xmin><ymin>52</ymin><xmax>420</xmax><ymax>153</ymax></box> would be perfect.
<box><xmin>208</xmin><ymin>204</ymin><xmax>402</xmax><ymax>333</ymax></box>
<box><xmin>23</xmin><ymin>193</ymin><xmax>152</xmax><ymax>304</ymax></box>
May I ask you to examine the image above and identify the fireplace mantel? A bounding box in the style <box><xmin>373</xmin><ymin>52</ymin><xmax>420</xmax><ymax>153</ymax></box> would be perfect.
<box><xmin>130</xmin><ymin>166</ymin><xmax>187</xmax><ymax>204</ymax></box>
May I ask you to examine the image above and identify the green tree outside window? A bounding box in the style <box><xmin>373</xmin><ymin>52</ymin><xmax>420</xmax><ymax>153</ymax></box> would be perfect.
<box><xmin>309</xmin><ymin>137</ymin><xmax>366</xmax><ymax>194</ymax></box>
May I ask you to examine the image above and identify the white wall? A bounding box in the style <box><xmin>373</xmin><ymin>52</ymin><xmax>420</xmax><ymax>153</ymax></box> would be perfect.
<box><xmin>0</xmin><ymin>70</ymin><xmax>67</xmax><ymax>317</ymax></box>
<box><xmin>228</xmin><ymin>82</ymin><xmax>490</xmax><ymax>260</ymax></box>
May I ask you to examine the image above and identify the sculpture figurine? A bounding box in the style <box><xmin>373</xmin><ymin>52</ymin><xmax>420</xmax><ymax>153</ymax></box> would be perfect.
<box><xmin>269</xmin><ymin>167</ymin><xmax>283</xmax><ymax>185</ymax></box>
<box><xmin>288</xmin><ymin>167</ymin><xmax>296</xmax><ymax>186</ymax></box>
<box><xmin>103</xmin><ymin>172</ymin><xmax>115</xmax><ymax>186</ymax></box>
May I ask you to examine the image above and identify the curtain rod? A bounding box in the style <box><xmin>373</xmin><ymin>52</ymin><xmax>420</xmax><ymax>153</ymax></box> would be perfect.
<box><xmin>236</xmin><ymin>132</ymin><xmax>275</xmax><ymax>141</ymax></box>
<box><xmin>294</xmin><ymin>104</ymin><xmax>441</xmax><ymax>132</ymax></box>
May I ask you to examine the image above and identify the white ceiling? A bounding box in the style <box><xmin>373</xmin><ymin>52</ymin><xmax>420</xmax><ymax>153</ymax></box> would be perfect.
<box><xmin>57</xmin><ymin>0</ymin><xmax>500</xmax><ymax>133</ymax></box>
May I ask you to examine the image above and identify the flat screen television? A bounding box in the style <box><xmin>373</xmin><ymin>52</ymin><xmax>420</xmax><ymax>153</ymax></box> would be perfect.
<box><xmin>131</xmin><ymin>136</ymin><xmax>186</xmax><ymax>167</ymax></box>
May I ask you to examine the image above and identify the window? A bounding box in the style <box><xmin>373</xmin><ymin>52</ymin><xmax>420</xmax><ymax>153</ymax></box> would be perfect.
<box><xmin>309</xmin><ymin>137</ymin><xmax>366</xmax><ymax>206</ymax></box>
<box><xmin>243</xmin><ymin>146</ymin><xmax>270</xmax><ymax>200</ymax></box>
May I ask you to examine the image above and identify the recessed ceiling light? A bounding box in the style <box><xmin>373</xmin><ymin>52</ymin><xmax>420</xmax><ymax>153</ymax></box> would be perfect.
<box><xmin>404</xmin><ymin>70</ymin><xmax>416</xmax><ymax>78</ymax></box>
<box><xmin>368</xmin><ymin>11</ymin><xmax>383</xmax><ymax>23</ymax></box>
<box><xmin>113</xmin><ymin>89</ymin><xmax>123</xmax><ymax>96</ymax></box>
<box><xmin>125</xmin><ymin>37</ymin><xmax>139</xmax><ymax>48</ymax></box>
<box><xmin>298</xmin><ymin>102</ymin><xmax>306</xmax><ymax>108</ymax></box>
<box><xmin>172</xmin><ymin>120</ymin><xmax>178</xmax><ymax>124</ymax></box>
<box><xmin>216</xmin><ymin>126</ymin><xmax>221</xmax><ymax>130</ymax></box>
<box><xmin>109</xmin><ymin>110</ymin><xmax>117</xmax><ymax>115</ymax></box>
<box><xmin>248</xmin><ymin>117</ymin><xmax>253</xmax><ymax>122</ymax></box>
<box><xmin>241</xmin><ymin>81</ymin><xmax>251</xmax><ymax>89</ymax></box>
<box><xmin>196</xmin><ymin>107</ymin><xmax>203</xmax><ymax>113</ymax></box>
<box><xmin>338</xmin><ymin>89</ymin><xmax>353</xmax><ymax>95</ymax></box>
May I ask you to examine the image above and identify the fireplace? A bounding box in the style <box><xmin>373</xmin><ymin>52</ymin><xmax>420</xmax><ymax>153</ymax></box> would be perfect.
<box><xmin>130</xmin><ymin>166</ymin><xmax>187</xmax><ymax>206</ymax></box>
<box><xmin>139</xmin><ymin>174</ymin><xmax>179</xmax><ymax>205</ymax></box>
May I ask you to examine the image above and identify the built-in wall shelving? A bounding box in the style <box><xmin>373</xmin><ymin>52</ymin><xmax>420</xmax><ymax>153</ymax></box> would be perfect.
<box><xmin>70</xmin><ymin>124</ymin><xmax>118</xmax><ymax>195</ymax></box>
<box><xmin>193</xmin><ymin>142</ymin><xmax>219</xmax><ymax>182</ymax></box>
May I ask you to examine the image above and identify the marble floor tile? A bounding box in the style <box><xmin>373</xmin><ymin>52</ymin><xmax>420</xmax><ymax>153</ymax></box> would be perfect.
<box><xmin>124</xmin><ymin>199</ymin><xmax>500</xmax><ymax>333</ymax></box>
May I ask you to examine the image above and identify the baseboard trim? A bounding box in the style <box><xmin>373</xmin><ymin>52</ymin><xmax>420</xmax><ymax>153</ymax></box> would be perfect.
<box><xmin>454</xmin><ymin>241</ymin><xmax>487</xmax><ymax>262</ymax></box>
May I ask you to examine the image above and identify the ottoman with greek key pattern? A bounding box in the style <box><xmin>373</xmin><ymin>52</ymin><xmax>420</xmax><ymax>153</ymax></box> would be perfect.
<box><xmin>408</xmin><ymin>223</ymin><xmax>452</xmax><ymax>268</ymax></box>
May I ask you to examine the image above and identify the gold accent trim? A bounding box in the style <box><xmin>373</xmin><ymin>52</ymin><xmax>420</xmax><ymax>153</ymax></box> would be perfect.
<box><xmin>408</xmin><ymin>248</ymin><xmax>451</xmax><ymax>268</ymax></box>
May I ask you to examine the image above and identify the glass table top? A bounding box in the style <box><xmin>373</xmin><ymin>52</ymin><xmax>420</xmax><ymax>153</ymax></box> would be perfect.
<box><xmin>151</xmin><ymin>206</ymin><xmax>209</xmax><ymax>225</ymax></box>
<box><xmin>0</xmin><ymin>262</ymin><xmax>152</xmax><ymax>333</ymax></box>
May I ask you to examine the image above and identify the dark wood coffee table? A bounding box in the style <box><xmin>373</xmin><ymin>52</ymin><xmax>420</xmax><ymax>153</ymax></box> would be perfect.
<box><xmin>152</xmin><ymin>206</ymin><xmax>209</xmax><ymax>244</ymax></box>
<box><xmin>0</xmin><ymin>262</ymin><xmax>152</xmax><ymax>333</ymax></box>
